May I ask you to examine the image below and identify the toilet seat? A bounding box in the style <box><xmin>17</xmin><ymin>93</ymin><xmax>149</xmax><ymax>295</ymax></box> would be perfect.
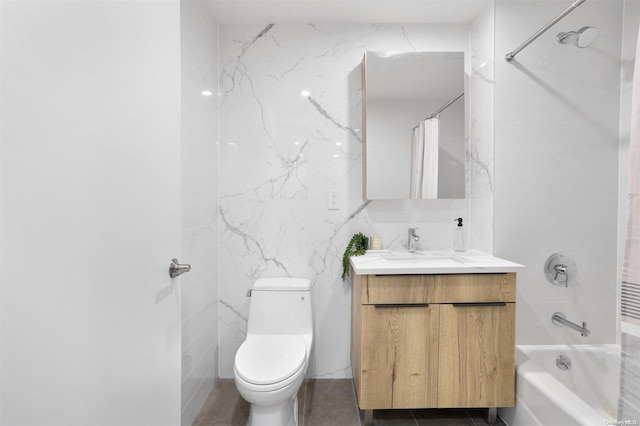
<box><xmin>235</xmin><ymin>334</ymin><xmax>306</xmax><ymax>387</ymax></box>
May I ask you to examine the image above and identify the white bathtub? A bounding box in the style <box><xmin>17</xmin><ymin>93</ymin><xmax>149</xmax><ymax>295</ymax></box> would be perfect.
<box><xmin>500</xmin><ymin>344</ymin><xmax>620</xmax><ymax>426</ymax></box>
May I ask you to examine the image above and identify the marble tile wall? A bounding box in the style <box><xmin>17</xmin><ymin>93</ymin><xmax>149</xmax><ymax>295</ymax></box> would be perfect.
<box><xmin>469</xmin><ymin>2</ymin><xmax>495</xmax><ymax>254</ymax></box>
<box><xmin>217</xmin><ymin>17</ymin><xmax>494</xmax><ymax>378</ymax></box>
<box><xmin>494</xmin><ymin>0</ymin><xmax>622</xmax><ymax>344</ymax></box>
<box><xmin>180</xmin><ymin>2</ymin><xmax>219</xmax><ymax>424</ymax></box>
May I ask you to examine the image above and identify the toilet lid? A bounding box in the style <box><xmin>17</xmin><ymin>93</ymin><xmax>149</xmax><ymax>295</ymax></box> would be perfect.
<box><xmin>235</xmin><ymin>335</ymin><xmax>306</xmax><ymax>385</ymax></box>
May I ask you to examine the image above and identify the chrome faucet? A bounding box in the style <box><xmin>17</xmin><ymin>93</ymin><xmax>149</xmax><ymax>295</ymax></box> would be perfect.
<box><xmin>408</xmin><ymin>228</ymin><xmax>420</xmax><ymax>252</ymax></box>
<box><xmin>551</xmin><ymin>312</ymin><xmax>590</xmax><ymax>337</ymax></box>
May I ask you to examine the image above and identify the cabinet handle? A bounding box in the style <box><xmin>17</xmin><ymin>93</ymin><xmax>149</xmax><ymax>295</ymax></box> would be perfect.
<box><xmin>374</xmin><ymin>303</ymin><xmax>430</xmax><ymax>308</ymax></box>
<box><xmin>452</xmin><ymin>302</ymin><xmax>507</xmax><ymax>307</ymax></box>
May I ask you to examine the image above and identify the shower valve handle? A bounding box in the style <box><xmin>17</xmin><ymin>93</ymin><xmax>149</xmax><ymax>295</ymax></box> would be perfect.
<box><xmin>554</xmin><ymin>264</ymin><xmax>569</xmax><ymax>286</ymax></box>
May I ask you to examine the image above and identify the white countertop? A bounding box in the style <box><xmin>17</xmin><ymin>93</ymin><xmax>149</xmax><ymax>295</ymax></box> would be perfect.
<box><xmin>349</xmin><ymin>249</ymin><xmax>525</xmax><ymax>275</ymax></box>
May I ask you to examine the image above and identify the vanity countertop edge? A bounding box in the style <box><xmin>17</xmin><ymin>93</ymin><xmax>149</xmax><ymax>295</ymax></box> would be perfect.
<box><xmin>349</xmin><ymin>249</ymin><xmax>525</xmax><ymax>275</ymax></box>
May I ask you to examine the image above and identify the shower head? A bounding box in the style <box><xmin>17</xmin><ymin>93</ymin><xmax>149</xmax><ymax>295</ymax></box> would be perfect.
<box><xmin>557</xmin><ymin>26</ymin><xmax>598</xmax><ymax>48</ymax></box>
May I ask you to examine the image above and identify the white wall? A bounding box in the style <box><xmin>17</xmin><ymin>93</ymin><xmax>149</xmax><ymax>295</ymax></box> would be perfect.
<box><xmin>180</xmin><ymin>2</ymin><xmax>219</xmax><ymax>424</ymax></box>
<box><xmin>619</xmin><ymin>0</ymin><xmax>640</xmax><ymax>420</ymax></box>
<box><xmin>217</xmin><ymin>19</ymin><xmax>494</xmax><ymax>378</ymax></box>
<box><xmin>494</xmin><ymin>0</ymin><xmax>622</xmax><ymax>344</ymax></box>
<box><xmin>1</xmin><ymin>1</ymin><xmax>182</xmax><ymax>424</ymax></box>
<box><xmin>0</xmin><ymin>3</ymin><xmax>4</xmax><ymax>417</ymax></box>
<box><xmin>620</xmin><ymin>0</ymin><xmax>640</xmax><ymax>308</ymax></box>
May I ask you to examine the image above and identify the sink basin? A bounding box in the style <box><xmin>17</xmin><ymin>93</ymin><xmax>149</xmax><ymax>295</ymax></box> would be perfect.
<box><xmin>382</xmin><ymin>251</ymin><xmax>470</xmax><ymax>264</ymax></box>
<box><xmin>382</xmin><ymin>252</ymin><xmax>431</xmax><ymax>260</ymax></box>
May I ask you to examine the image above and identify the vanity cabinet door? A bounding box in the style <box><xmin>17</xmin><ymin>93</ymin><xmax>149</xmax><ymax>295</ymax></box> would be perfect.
<box><xmin>437</xmin><ymin>303</ymin><xmax>515</xmax><ymax>408</ymax></box>
<box><xmin>359</xmin><ymin>304</ymin><xmax>440</xmax><ymax>409</ymax></box>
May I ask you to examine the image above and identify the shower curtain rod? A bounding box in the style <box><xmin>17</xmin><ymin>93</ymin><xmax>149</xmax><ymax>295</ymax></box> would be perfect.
<box><xmin>504</xmin><ymin>0</ymin><xmax>586</xmax><ymax>62</ymax></box>
<box><xmin>414</xmin><ymin>91</ymin><xmax>464</xmax><ymax>128</ymax></box>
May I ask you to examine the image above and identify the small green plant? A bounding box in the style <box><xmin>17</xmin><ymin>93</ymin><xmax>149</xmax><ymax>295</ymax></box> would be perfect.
<box><xmin>342</xmin><ymin>232</ymin><xmax>369</xmax><ymax>280</ymax></box>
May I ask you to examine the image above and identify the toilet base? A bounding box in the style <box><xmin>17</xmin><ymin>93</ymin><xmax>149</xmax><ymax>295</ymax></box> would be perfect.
<box><xmin>247</xmin><ymin>394</ymin><xmax>298</xmax><ymax>426</ymax></box>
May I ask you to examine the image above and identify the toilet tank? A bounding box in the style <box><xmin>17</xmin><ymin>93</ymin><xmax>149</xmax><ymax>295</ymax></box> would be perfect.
<box><xmin>247</xmin><ymin>278</ymin><xmax>313</xmax><ymax>336</ymax></box>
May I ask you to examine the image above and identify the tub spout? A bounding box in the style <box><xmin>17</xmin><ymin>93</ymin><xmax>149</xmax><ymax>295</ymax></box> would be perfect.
<box><xmin>551</xmin><ymin>312</ymin><xmax>590</xmax><ymax>337</ymax></box>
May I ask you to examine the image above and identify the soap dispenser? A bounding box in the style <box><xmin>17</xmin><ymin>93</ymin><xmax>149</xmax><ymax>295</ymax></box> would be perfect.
<box><xmin>453</xmin><ymin>218</ymin><xmax>468</xmax><ymax>252</ymax></box>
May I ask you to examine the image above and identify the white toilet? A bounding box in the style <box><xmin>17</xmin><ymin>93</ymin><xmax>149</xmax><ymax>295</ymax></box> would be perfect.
<box><xmin>234</xmin><ymin>277</ymin><xmax>313</xmax><ymax>426</ymax></box>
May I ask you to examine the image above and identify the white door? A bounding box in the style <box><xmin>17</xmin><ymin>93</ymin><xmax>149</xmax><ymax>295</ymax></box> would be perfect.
<box><xmin>0</xmin><ymin>1</ymin><xmax>182</xmax><ymax>425</ymax></box>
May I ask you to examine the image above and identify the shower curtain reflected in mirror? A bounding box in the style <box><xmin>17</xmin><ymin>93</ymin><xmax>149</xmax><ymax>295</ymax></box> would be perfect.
<box><xmin>410</xmin><ymin>116</ymin><xmax>439</xmax><ymax>199</ymax></box>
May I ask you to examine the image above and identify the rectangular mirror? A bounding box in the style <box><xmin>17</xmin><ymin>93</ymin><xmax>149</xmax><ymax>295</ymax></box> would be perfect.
<box><xmin>363</xmin><ymin>51</ymin><xmax>466</xmax><ymax>200</ymax></box>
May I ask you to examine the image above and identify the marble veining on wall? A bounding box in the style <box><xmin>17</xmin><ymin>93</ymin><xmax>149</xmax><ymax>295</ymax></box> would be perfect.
<box><xmin>468</xmin><ymin>3</ymin><xmax>495</xmax><ymax>253</ymax></box>
<box><xmin>218</xmin><ymin>21</ymin><xmax>494</xmax><ymax>378</ymax></box>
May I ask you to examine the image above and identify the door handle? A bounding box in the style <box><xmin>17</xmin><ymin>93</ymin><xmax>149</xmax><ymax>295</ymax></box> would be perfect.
<box><xmin>452</xmin><ymin>302</ymin><xmax>507</xmax><ymax>307</ymax></box>
<box><xmin>169</xmin><ymin>258</ymin><xmax>191</xmax><ymax>278</ymax></box>
<box><xmin>374</xmin><ymin>303</ymin><xmax>430</xmax><ymax>308</ymax></box>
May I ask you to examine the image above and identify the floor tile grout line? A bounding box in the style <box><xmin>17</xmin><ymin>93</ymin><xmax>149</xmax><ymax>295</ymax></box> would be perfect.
<box><xmin>465</xmin><ymin>409</ymin><xmax>477</xmax><ymax>425</ymax></box>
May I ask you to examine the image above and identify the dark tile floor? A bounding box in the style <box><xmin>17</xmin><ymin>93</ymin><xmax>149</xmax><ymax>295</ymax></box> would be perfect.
<box><xmin>193</xmin><ymin>379</ymin><xmax>506</xmax><ymax>426</ymax></box>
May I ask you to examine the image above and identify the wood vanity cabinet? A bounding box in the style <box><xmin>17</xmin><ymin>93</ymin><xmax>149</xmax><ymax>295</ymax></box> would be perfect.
<box><xmin>350</xmin><ymin>271</ymin><xmax>516</xmax><ymax>413</ymax></box>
